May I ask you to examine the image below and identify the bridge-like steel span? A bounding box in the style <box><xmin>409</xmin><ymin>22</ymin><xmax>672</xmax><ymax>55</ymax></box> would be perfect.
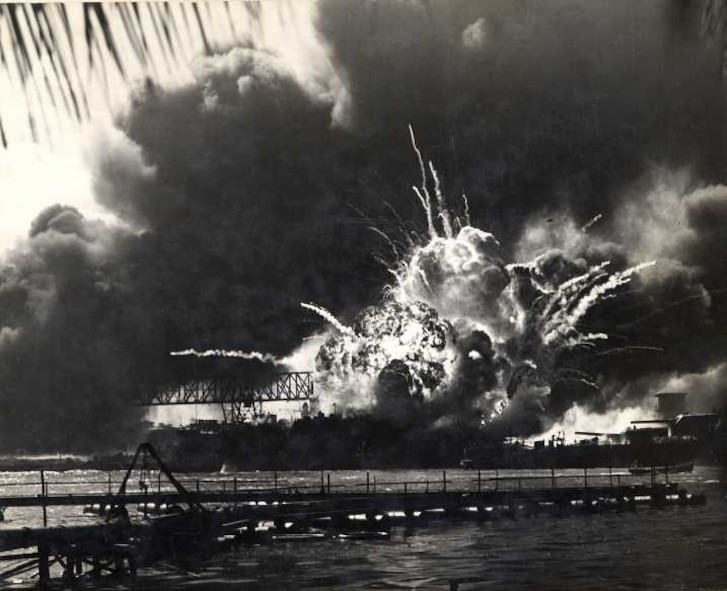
<box><xmin>138</xmin><ymin>372</ymin><xmax>314</xmax><ymax>422</ymax></box>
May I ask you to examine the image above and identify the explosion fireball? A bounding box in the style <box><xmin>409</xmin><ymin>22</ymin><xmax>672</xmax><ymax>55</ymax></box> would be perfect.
<box><xmin>173</xmin><ymin>130</ymin><xmax>657</xmax><ymax>438</ymax></box>
<box><xmin>302</xmin><ymin>131</ymin><xmax>656</xmax><ymax>436</ymax></box>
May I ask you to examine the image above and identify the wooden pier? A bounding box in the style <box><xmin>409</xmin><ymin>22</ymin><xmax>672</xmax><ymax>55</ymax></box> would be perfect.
<box><xmin>0</xmin><ymin>444</ymin><xmax>709</xmax><ymax>588</ymax></box>
<box><xmin>0</xmin><ymin>480</ymin><xmax>705</xmax><ymax>512</ymax></box>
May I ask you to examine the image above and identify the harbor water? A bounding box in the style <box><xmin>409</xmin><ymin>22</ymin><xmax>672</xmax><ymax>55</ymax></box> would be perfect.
<box><xmin>1</xmin><ymin>467</ymin><xmax>726</xmax><ymax>589</ymax></box>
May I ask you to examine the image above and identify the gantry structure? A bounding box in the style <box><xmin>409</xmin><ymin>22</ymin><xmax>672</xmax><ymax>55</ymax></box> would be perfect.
<box><xmin>138</xmin><ymin>372</ymin><xmax>314</xmax><ymax>422</ymax></box>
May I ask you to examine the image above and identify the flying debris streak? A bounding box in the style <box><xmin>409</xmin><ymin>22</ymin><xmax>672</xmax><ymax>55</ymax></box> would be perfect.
<box><xmin>408</xmin><ymin>125</ymin><xmax>436</xmax><ymax>239</ymax></box>
<box><xmin>428</xmin><ymin>161</ymin><xmax>453</xmax><ymax>238</ymax></box>
<box><xmin>462</xmin><ymin>192</ymin><xmax>471</xmax><ymax>227</ymax></box>
<box><xmin>541</xmin><ymin>261</ymin><xmax>656</xmax><ymax>347</ymax></box>
<box><xmin>581</xmin><ymin>213</ymin><xmax>603</xmax><ymax>232</ymax></box>
<box><xmin>625</xmin><ymin>286</ymin><xmax>727</xmax><ymax>328</ymax></box>
<box><xmin>565</xmin><ymin>261</ymin><xmax>656</xmax><ymax>329</ymax></box>
<box><xmin>595</xmin><ymin>346</ymin><xmax>666</xmax><ymax>357</ymax></box>
<box><xmin>301</xmin><ymin>303</ymin><xmax>356</xmax><ymax>337</ymax></box>
<box><xmin>170</xmin><ymin>349</ymin><xmax>281</xmax><ymax>364</ymax></box>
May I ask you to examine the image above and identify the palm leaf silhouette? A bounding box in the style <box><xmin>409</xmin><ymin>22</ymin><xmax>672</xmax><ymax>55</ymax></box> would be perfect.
<box><xmin>0</xmin><ymin>1</ymin><xmax>245</xmax><ymax>145</ymax></box>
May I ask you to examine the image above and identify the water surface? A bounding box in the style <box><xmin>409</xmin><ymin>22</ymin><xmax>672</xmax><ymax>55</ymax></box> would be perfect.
<box><xmin>0</xmin><ymin>467</ymin><xmax>725</xmax><ymax>589</ymax></box>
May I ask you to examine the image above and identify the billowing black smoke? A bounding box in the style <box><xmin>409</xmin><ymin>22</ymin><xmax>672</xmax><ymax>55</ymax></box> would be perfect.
<box><xmin>0</xmin><ymin>205</ymin><xmax>145</xmax><ymax>450</ymax></box>
<box><xmin>1</xmin><ymin>1</ymin><xmax>727</xmax><ymax>450</ymax></box>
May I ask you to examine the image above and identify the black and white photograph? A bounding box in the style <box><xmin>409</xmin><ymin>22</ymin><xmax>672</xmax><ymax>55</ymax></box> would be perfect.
<box><xmin>0</xmin><ymin>1</ymin><xmax>725</xmax><ymax>589</ymax></box>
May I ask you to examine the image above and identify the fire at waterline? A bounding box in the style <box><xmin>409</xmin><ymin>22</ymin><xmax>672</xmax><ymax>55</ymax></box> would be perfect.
<box><xmin>155</xmin><ymin>133</ymin><xmax>726</xmax><ymax>472</ymax></box>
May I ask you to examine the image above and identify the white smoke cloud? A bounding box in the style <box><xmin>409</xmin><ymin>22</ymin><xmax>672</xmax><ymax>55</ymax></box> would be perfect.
<box><xmin>0</xmin><ymin>326</ymin><xmax>21</xmax><ymax>352</ymax></box>
<box><xmin>662</xmin><ymin>363</ymin><xmax>727</xmax><ymax>414</ymax></box>
<box><xmin>613</xmin><ymin>169</ymin><xmax>692</xmax><ymax>263</ymax></box>
<box><xmin>395</xmin><ymin>226</ymin><xmax>511</xmax><ymax>336</ymax></box>
<box><xmin>535</xmin><ymin>403</ymin><xmax>649</xmax><ymax>443</ymax></box>
<box><xmin>462</xmin><ymin>18</ymin><xmax>489</xmax><ymax>51</ymax></box>
<box><xmin>515</xmin><ymin>213</ymin><xmax>590</xmax><ymax>262</ymax></box>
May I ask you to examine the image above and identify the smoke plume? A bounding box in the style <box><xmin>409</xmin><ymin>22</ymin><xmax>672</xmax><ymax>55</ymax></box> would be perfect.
<box><xmin>2</xmin><ymin>1</ymin><xmax>727</xmax><ymax>449</ymax></box>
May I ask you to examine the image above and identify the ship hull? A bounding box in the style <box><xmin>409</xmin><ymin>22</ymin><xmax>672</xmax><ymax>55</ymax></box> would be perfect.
<box><xmin>460</xmin><ymin>439</ymin><xmax>704</xmax><ymax>470</ymax></box>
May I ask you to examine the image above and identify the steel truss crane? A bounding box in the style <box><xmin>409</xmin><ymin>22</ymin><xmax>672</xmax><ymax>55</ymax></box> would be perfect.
<box><xmin>138</xmin><ymin>372</ymin><xmax>314</xmax><ymax>422</ymax></box>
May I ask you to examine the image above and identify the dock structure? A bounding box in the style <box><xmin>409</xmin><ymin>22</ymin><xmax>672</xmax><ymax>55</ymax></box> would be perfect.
<box><xmin>0</xmin><ymin>478</ymin><xmax>704</xmax><ymax>511</ymax></box>
<box><xmin>0</xmin><ymin>521</ymin><xmax>141</xmax><ymax>586</ymax></box>
<box><xmin>0</xmin><ymin>444</ymin><xmax>708</xmax><ymax>588</ymax></box>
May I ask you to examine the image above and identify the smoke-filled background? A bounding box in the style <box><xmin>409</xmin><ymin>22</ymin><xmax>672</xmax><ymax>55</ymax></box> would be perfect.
<box><xmin>2</xmin><ymin>0</ymin><xmax>727</xmax><ymax>450</ymax></box>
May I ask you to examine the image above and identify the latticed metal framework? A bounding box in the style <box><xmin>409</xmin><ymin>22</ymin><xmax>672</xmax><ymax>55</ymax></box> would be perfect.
<box><xmin>139</xmin><ymin>372</ymin><xmax>314</xmax><ymax>422</ymax></box>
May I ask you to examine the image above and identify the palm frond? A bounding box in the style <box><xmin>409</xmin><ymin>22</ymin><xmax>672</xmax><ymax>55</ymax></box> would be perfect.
<box><xmin>0</xmin><ymin>115</ymin><xmax>6</xmax><ymax>148</ymax></box>
<box><xmin>31</xmin><ymin>5</ymin><xmax>74</xmax><ymax>122</ymax></box>
<box><xmin>5</xmin><ymin>3</ymin><xmax>49</xmax><ymax>142</ymax></box>
<box><xmin>21</xmin><ymin>5</ymin><xmax>60</xmax><ymax>117</ymax></box>
<box><xmin>88</xmin><ymin>3</ymin><xmax>126</xmax><ymax>79</ymax></box>
<box><xmin>35</xmin><ymin>4</ymin><xmax>84</xmax><ymax>121</ymax></box>
<box><xmin>0</xmin><ymin>1</ymin><xmax>271</xmax><ymax>145</ymax></box>
<box><xmin>116</xmin><ymin>4</ymin><xmax>147</xmax><ymax>72</ymax></box>
<box><xmin>56</xmin><ymin>3</ymin><xmax>91</xmax><ymax>119</ymax></box>
<box><xmin>224</xmin><ymin>2</ymin><xmax>237</xmax><ymax>40</ymax></box>
<box><xmin>156</xmin><ymin>3</ymin><xmax>177</xmax><ymax>66</ymax></box>
<box><xmin>146</xmin><ymin>3</ymin><xmax>173</xmax><ymax>73</ymax></box>
<box><xmin>191</xmin><ymin>3</ymin><xmax>211</xmax><ymax>55</ymax></box>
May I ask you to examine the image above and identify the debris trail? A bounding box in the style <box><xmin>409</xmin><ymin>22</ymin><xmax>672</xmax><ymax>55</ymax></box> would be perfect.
<box><xmin>408</xmin><ymin>125</ymin><xmax>437</xmax><ymax>239</ymax></box>
<box><xmin>170</xmin><ymin>349</ymin><xmax>281</xmax><ymax>363</ymax></box>
<box><xmin>581</xmin><ymin>213</ymin><xmax>603</xmax><ymax>232</ymax></box>
<box><xmin>301</xmin><ymin>303</ymin><xmax>356</xmax><ymax>338</ymax></box>
<box><xmin>429</xmin><ymin>161</ymin><xmax>453</xmax><ymax>238</ymax></box>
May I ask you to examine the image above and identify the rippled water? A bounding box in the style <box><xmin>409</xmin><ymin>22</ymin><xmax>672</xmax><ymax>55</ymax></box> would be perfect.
<box><xmin>1</xmin><ymin>467</ymin><xmax>726</xmax><ymax>589</ymax></box>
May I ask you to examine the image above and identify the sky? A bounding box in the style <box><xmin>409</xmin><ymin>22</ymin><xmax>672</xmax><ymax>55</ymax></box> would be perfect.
<box><xmin>2</xmin><ymin>1</ymin><xmax>727</xmax><ymax>450</ymax></box>
<box><xmin>0</xmin><ymin>1</ymin><xmax>322</xmax><ymax>251</ymax></box>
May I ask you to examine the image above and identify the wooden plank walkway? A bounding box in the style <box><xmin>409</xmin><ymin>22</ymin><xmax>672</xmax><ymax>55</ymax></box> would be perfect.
<box><xmin>0</xmin><ymin>482</ymin><xmax>680</xmax><ymax>507</ymax></box>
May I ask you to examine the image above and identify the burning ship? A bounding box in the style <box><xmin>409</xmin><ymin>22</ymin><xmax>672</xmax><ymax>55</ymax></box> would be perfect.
<box><xmin>460</xmin><ymin>392</ymin><xmax>720</xmax><ymax>470</ymax></box>
<box><xmin>144</xmin><ymin>385</ymin><xmax>724</xmax><ymax>472</ymax></box>
<box><xmin>159</xmin><ymin>144</ymin><xmax>727</xmax><ymax>473</ymax></box>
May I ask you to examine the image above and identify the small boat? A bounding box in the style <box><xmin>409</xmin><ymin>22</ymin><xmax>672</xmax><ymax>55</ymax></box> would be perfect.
<box><xmin>628</xmin><ymin>462</ymin><xmax>694</xmax><ymax>475</ymax></box>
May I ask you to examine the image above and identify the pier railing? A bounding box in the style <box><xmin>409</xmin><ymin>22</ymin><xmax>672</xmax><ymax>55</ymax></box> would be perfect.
<box><xmin>0</xmin><ymin>466</ymin><xmax>677</xmax><ymax>513</ymax></box>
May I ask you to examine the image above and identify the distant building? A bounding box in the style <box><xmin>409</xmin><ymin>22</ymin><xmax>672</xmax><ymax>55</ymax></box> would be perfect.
<box><xmin>655</xmin><ymin>392</ymin><xmax>687</xmax><ymax>418</ymax></box>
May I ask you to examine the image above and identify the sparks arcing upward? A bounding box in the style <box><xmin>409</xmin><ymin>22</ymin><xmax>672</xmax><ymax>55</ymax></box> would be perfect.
<box><xmin>408</xmin><ymin>125</ymin><xmax>436</xmax><ymax>239</ymax></box>
<box><xmin>428</xmin><ymin>161</ymin><xmax>453</xmax><ymax>238</ymax></box>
